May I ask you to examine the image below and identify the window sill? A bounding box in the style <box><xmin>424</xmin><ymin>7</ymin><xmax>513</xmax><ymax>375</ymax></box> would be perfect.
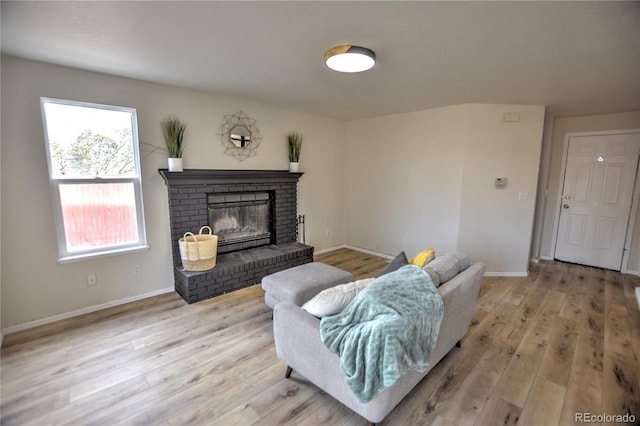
<box><xmin>58</xmin><ymin>244</ymin><xmax>150</xmax><ymax>264</ymax></box>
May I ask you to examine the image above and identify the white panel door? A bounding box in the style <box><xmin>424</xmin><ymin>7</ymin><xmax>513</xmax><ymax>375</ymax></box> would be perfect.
<box><xmin>555</xmin><ymin>133</ymin><xmax>640</xmax><ymax>270</ymax></box>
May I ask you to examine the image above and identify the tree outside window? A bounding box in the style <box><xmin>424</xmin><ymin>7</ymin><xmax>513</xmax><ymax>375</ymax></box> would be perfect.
<box><xmin>41</xmin><ymin>98</ymin><xmax>148</xmax><ymax>262</ymax></box>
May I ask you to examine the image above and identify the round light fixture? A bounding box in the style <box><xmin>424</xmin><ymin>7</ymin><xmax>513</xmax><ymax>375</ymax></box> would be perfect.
<box><xmin>324</xmin><ymin>45</ymin><xmax>376</xmax><ymax>73</ymax></box>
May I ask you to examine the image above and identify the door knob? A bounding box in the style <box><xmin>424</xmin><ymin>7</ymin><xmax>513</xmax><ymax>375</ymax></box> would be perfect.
<box><xmin>563</xmin><ymin>204</ymin><xmax>570</xmax><ymax>209</ymax></box>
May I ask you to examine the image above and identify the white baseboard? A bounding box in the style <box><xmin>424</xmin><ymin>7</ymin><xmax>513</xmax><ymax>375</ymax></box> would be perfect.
<box><xmin>529</xmin><ymin>257</ymin><xmax>539</xmax><ymax>264</ymax></box>
<box><xmin>320</xmin><ymin>245</ymin><xmax>531</xmax><ymax>274</ymax></box>
<box><xmin>314</xmin><ymin>244</ymin><xmax>394</xmax><ymax>260</ymax></box>
<box><xmin>636</xmin><ymin>288</ymin><xmax>640</xmax><ymax>311</ymax></box>
<box><xmin>621</xmin><ymin>267</ymin><xmax>640</xmax><ymax>277</ymax></box>
<box><xmin>540</xmin><ymin>255</ymin><xmax>554</xmax><ymax>261</ymax></box>
<box><xmin>344</xmin><ymin>245</ymin><xmax>395</xmax><ymax>260</ymax></box>
<box><xmin>314</xmin><ymin>244</ymin><xmax>347</xmax><ymax>255</ymax></box>
<box><xmin>2</xmin><ymin>286</ymin><xmax>175</xmax><ymax>336</ymax></box>
<box><xmin>484</xmin><ymin>271</ymin><xmax>529</xmax><ymax>277</ymax></box>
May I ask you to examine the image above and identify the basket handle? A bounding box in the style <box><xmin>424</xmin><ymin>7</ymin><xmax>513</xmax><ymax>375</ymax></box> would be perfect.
<box><xmin>199</xmin><ymin>226</ymin><xmax>213</xmax><ymax>235</ymax></box>
<box><xmin>183</xmin><ymin>231</ymin><xmax>200</xmax><ymax>258</ymax></box>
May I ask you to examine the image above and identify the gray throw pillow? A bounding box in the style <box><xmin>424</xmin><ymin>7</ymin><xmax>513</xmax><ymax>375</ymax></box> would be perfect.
<box><xmin>376</xmin><ymin>251</ymin><xmax>409</xmax><ymax>278</ymax></box>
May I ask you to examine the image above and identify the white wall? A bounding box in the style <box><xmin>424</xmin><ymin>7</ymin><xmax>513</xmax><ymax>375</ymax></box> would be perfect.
<box><xmin>345</xmin><ymin>104</ymin><xmax>545</xmax><ymax>274</ymax></box>
<box><xmin>0</xmin><ymin>52</ymin><xmax>3</xmax><ymax>344</ymax></box>
<box><xmin>1</xmin><ymin>55</ymin><xmax>346</xmax><ymax>328</ymax></box>
<box><xmin>345</xmin><ymin>105</ymin><xmax>467</xmax><ymax>257</ymax></box>
<box><xmin>529</xmin><ymin>112</ymin><xmax>556</xmax><ymax>263</ymax></box>
<box><xmin>0</xmin><ymin>55</ymin><xmax>552</xmax><ymax>329</ymax></box>
<box><xmin>538</xmin><ymin>111</ymin><xmax>640</xmax><ymax>268</ymax></box>
<box><xmin>457</xmin><ymin>104</ymin><xmax>545</xmax><ymax>273</ymax></box>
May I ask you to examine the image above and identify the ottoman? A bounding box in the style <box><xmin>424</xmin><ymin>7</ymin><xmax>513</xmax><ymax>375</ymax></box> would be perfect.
<box><xmin>261</xmin><ymin>262</ymin><xmax>354</xmax><ymax>309</ymax></box>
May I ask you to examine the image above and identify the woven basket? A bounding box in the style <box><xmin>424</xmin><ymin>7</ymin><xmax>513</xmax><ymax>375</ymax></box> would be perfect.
<box><xmin>179</xmin><ymin>226</ymin><xmax>218</xmax><ymax>271</ymax></box>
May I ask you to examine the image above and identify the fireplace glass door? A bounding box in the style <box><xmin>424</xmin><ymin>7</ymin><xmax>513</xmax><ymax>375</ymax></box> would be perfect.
<box><xmin>208</xmin><ymin>192</ymin><xmax>273</xmax><ymax>253</ymax></box>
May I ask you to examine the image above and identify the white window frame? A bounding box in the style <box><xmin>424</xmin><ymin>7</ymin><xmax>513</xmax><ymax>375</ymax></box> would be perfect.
<box><xmin>41</xmin><ymin>97</ymin><xmax>148</xmax><ymax>262</ymax></box>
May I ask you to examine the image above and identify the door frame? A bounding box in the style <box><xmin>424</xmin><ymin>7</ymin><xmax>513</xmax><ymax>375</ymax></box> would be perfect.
<box><xmin>550</xmin><ymin>129</ymin><xmax>640</xmax><ymax>272</ymax></box>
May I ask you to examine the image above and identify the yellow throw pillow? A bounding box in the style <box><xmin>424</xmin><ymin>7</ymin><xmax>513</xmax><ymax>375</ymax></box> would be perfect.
<box><xmin>409</xmin><ymin>248</ymin><xmax>436</xmax><ymax>267</ymax></box>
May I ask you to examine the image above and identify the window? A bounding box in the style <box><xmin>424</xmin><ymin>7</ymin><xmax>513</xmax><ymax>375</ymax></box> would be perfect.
<box><xmin>41</xmin><ymin>98</ymin><xmax>148</xmax><ymax>262</ymax></box>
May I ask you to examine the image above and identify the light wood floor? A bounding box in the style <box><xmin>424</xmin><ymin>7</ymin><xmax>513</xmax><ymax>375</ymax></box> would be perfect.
<box><xmin>1</xmin><ymin>249</ymin><xmax>639</xmax><ymax>425</ymax></box>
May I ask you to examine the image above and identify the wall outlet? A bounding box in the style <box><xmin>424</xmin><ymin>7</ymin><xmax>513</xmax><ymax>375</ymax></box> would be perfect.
<box><xmin>87</xmin><ymin>274</ymin><xmax>97</xmax><ymax>286</ymax></box>
<box><xmin>132</xmin><ymin>264</ymin><xmax>142</xmax><ymax>276</ymax></box>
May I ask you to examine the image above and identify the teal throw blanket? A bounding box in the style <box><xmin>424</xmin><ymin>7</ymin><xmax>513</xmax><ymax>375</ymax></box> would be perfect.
<box><xmin>320</xmin><ymin>265</ymin><xmax>444</xmax><ymax>402</ymax></box>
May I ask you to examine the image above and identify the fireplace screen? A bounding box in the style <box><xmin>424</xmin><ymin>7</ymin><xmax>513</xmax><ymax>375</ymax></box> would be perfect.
<box><xmin>208</xmin><ymin>192</ymin><xmax>272</xmax><ymax>253</ymax></box>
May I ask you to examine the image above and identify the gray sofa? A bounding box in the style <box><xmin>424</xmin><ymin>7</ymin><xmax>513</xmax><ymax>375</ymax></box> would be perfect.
<box><xmin>272</xmin><ymin>257</ymin><xmax>485</xmax><ymax>425</ymax></box>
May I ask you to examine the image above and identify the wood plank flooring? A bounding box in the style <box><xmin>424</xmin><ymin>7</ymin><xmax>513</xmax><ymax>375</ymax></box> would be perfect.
<box><xmin>1</xmin><ymin>248</ymin><xmax>639</xmax><ymax>425</ymax></box>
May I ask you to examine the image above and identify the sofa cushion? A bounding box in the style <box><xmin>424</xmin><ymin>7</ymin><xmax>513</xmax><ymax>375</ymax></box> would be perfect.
<box><xmin>447</xmin><ymin>251</ymin><xmax>470</xmax><ymax>271</ymax></box>
<box><xmin>261</xmin><ymin>262</ymin><xmax>354</xmax><ymax>308</ymax></box>
<box><xmin>302</xmin><ymin>278</ymin><xmax>375</xmax><ymax>317</ymax></box>
<box><xmin>409</xmin><ymin>248</ymin><xmax>435</xmax><ymax>267</ymax></box>
<box><xmin>422</xmin><ymin>268</ymin><xmax>440</xmax><ymax>288</ymax></box>
<box><xmin>423</xmin><ymin>254</ymin><xmax>460</xmax><ymax>286</ymax></box>
<box><xmin>376</xmin><ymin>251</ymin><xmax>409</xmax><ymax>278</ymax></box>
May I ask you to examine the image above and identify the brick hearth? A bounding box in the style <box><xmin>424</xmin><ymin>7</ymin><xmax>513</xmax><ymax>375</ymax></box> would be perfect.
<box><xmin>159</xmin><ymin>169</ymin><xmax>313</xmax><ymax>303</ymax></box>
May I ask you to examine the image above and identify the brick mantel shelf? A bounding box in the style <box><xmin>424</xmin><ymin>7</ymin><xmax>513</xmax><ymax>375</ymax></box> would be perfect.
<box><xmin>159</xmin><ymin>168</ymin><xmax>304</xmax><ymax>186</ymax></box>
<box><xmin>159</xmin><ymin>168</ymin><xmax>313</xmax><ymax>303</ymax></box>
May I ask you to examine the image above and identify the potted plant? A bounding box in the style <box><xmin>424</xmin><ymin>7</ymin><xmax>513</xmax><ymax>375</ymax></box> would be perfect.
<box><xmin>161</xmin><ymin>115</ymin><xmax>187</xmax><ymax>172</ymax></box>
<box><xmin>288</xmin><ymin>132</ymin><xmax>303</xmax><ymax>172</ymax></box>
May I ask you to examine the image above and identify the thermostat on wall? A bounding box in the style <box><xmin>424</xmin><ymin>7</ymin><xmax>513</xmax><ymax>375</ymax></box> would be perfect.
<box><xmin>495</xmin><ymin>177</ymin><xmax>508</xmax><ymax>189</ymax></box>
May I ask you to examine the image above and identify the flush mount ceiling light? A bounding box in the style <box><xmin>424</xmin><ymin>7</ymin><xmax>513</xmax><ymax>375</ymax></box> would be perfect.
<box><xmin>324</xmin><ymin>45</ymin><xmax>376</xmax><ymax>73</ymax></box>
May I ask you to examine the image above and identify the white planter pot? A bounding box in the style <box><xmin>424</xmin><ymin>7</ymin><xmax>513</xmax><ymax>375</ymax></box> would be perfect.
<box><xmin>289</xmin><ymin>162</ymin><xmax>300</xmax><ymax>173</ymax></box>
<box><xmin>168</xmin><ymin>158</ymin><xmax>183</xmax><ymax>172</ymax></box>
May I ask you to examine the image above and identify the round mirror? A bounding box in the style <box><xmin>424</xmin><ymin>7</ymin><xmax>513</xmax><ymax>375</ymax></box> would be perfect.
<box><xmin>220</xmin><ymin>111</ymin><xmax>262</xmax><ymax>161</ymax></box>
<box><xmin>230</xmin><ymin>125</ymin><xmax>251</xmax><ymax>148</ymax></box>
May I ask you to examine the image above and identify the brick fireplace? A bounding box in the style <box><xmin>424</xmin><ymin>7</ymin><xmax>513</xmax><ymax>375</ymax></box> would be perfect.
<box><xmin>159</xmin><ymin>169</ymin><xmax>313</xmax><ymax>303</ymax></box>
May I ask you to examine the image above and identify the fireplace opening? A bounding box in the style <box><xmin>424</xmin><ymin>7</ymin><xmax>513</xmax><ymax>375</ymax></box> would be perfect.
<box><xmin>208</xmin><ymin>192</ymin><xmax>273</xmax><ymax>254</ymax></box>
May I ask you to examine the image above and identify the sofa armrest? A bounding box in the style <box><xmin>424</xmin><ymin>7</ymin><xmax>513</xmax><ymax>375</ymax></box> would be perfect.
<box><xmin>432</xmin><ymin>262</ymin><xmax>485</xmax><ymax>357</ymax></box>
<box><xmin>273</xmin><ymin>302</ymin><xmax>325</xmax><ymax>365</ymax></box>
<box><xmin>273</xmin><ymin>302</ymin><xmax>347</xmax><ymax>389</ymax></box>
<box><xmin>273</xmin><ymin>301</ymin><xmax>406</xmax><ymax>423</ymax></box>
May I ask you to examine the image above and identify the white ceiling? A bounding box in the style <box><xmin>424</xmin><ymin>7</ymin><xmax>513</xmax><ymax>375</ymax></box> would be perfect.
<box><xmin>2</xmin><ymin>1</ymin><xmax>639</xmax><ymax>121</ymax></box>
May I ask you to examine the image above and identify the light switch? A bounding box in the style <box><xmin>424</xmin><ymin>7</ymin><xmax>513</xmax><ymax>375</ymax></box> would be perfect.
<box><xmin>503</xmin><ymin>112</ymin><xmax>520</xmax><ymax>122</ymax></box>
<box><xmin>518</xmin><ymin>191</ymin><xmax>528</xmax><ymax>200</ymax></box>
